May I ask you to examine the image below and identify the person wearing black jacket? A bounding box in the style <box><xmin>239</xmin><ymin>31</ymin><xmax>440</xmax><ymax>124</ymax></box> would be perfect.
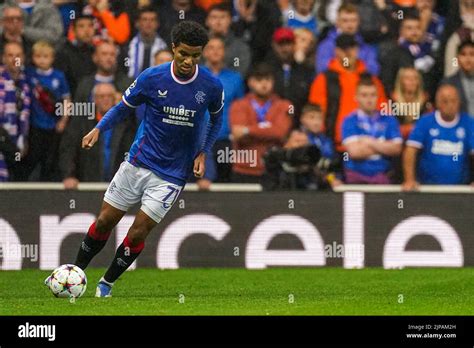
<box><xmin>59</xmin><ymin>83</ymin><xmax>137</xmax><ymax>189</ymax></box>
<box><xmin>74</xmin><ymin>41</ymin><xmax>132</xmax><ymax>103</ymax></box>
<box><xmin>264</xmin><ymin>27</ymin><xmax>315</xmax><ymax>123</ymax></box>
<box><xmin>55</xmin><ymin>15</ymin><xmax>96</xmax><ymax>98</ymax></box>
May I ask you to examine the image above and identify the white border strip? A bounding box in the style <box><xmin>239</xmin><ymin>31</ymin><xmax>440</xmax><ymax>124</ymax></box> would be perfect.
<box><xmin>0</xmin><ymin>183</ymin><xmax>263</xmax><ymax>192</ymax></box>
<box><xmin>0</xmin><ymin>183</ymin><xmax>473</xmax><ymax>193</ymax></box>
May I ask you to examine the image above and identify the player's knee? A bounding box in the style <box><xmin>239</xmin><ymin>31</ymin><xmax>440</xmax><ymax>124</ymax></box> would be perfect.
<box><xmin>95</xmin><ymin>215</ymin><xmax>114</xmax><ymax>234</ymax></box>
<box><xmin>127</xmin><ymin>225</ymin><xmax>147</xmax><ymax>246</ymax></box>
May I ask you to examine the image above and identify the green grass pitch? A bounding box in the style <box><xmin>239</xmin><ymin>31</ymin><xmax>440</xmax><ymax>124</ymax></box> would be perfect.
<box><xmin>0</xmin><ymin>268</ymin><xmax>473</xmax><ymax>315</ymax></box>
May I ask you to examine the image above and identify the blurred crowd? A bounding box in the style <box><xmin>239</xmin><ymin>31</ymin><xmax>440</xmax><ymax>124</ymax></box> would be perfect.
<box><xmin>0</xmin><ymin>0</ymin><xmax>473</xmax><ymax>190</ymax></box>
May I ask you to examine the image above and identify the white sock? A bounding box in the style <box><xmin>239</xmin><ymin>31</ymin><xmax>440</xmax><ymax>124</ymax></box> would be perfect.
<box><xmin>100</xmin><ymin>277</ymin><xmax>114</xmax><ymax>287</ymax></box>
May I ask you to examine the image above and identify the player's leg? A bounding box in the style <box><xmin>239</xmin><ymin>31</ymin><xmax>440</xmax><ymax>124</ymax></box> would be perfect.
<box><xmin>96</xmin><ymin>171</ymin><xmax>183</xmax><ymax>297</ymax></box>
<box><xmin>74</xmin><ymin>201</ymin><xmax>126</xmax><ymax>270</ymax></box>
<box><xmin>74</xmin><ymin>161</ymin><xmax>144</xmax><ymax>270</ymax></box>
<box><xmin>97</xmin><ymin>209</ymin><xmax>157</xmax><ymax>292</ymax></box>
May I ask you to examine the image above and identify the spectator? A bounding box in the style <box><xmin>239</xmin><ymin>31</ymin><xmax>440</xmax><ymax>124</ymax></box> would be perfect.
<box><xmin>392</xmin><ymin>67</ymin><xmax>432</xmax><ymax>139</ymax></box>
<box><xmin>198</xmin><ymin>35</ymin><xmax>245</xmax><ymax>189</ymax></box>
<box><xmin>74</xmin><ymin>41</ymin><xmax>132</xmax><ymax>103</ymax></box>
<box><xmin>158</xmin><ymin>0</ymin><xmax>206</xmax><ymax>46</ymax></box>
<box><xmin>342</xmin><ymin>75</ymin><xmax>403</xmax><ymax>184</ymax></box>
<box><xmin>293</xmin><ymin>27</ymin><xmax>317</xmax><ymax>68</ymax></box>
<box><xmin>403</xmin><ymin>84</ymin><xmax>474</xmax><ymax>189</ymax></box>
<box><xmin>233</xmin><ymin>0</ymin><xmax>282</xmax><ymax>64</ymax></box>
<box><xmin>309</xmin><ymin>34</ymin><xmax>387</xmax><ymax>151</ymax></box>
<box><xmin>442</xmin><ymin>40</ymin><xmax>474</xmax><ymax>117</ymax></box>
<box><xmin>230</xmin><ymin>63</ymin><xmax>292</xmax><ymax>183</ymax></box>
<box><xmin>16</xmin><ymin>40</ymin><xmax>70</xmax><ymax>181</ymax></box>
<box><xmin>0</xmin><ymin>0</ymin><xmax>63</xmax><ymax>46</ymax></box>
<box><xmin>316</xmin><ymin>3</ymin><xmax>380</xmax><ymax>76</ymax></box>
<box><xmin>284</xmin><ymin>0</ymin><xmax>318</xmax><ymax>35</ymax></box>
<box><xmin>59</xmin><ymin>83</ymin><xmax>137</xmax><ymax>188</ymax></box>
<box><xmin>444</xmin><ymin>0</ymin><xmax>474</xmax><ymax>77</ymax></box>
<box><xmin>53</xmin><ymin>0</ymin><xmax>79</xmax><ymax>35</ymax></box>
<box><xmin>0</xmin><ymin>42</ymin><xmax>31</xmax><ymax>181</ymax></box>
<box><xmin>264</xmin><ymin>27</ymin><xmax>314</xmax><ymax>122</ymax></box>
<box><xmin>55</xmin><ymin>14</ymin><xmax>96</xmax><ymax>98</ymax></box>
<box><xmin>0</xmin><ymin>4</ymin><xmax>33</xmax><ymax>61</ymax></box>
<box><xmin>379</xmin><ymin>13</ymin><xmax>437</xmax><ymax>96</ymax></box>
<box><xmin>124</xmin><ymin>6</ymin><xmax>167</xmax><ymax>79</ymax></box>
<box><xmin>205</xmin><ymin>3</ymin><xmax>251</xmax><ymax>77</ymax></box>
<box><xmin>67</xmin><ymin>0</ymin><xmax>131</xmax><ymax>45</ymax></box>
<box><xmin>154</xmin><ymin>49</ymin><xmax>173</xmax><ymax>66</ymax></box>
<box><xmin>416</xmin><ymin>0</ymin><xmax>445</xmax><ymax>57</ymax></box>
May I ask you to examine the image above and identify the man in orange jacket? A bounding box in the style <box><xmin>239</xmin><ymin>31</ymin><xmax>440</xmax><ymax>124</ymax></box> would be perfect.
<box><xmin>230</xmin><ymin>63</ymin><xmax>292</xmax><ymax>182</ymax></box>
<box><xmin>308</xmin><ymin>34</ymin><xmax>387</xmax><ymax>152</ymax></box>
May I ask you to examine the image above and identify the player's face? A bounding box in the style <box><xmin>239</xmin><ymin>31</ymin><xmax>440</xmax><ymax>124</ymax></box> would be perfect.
<box><xmin>356</xmin><ymin>85</ymin><xmax>378</xmax><ymax>113</ymax></box>
<box><xmin>172</xmin><ymin>43</ymin><xmax>203</xmax><ymax>76</ymax></box>
<box><xmin>273</xmin><ymin>40</ymin><xmax>295</xmax><ymax>63</ymax></box>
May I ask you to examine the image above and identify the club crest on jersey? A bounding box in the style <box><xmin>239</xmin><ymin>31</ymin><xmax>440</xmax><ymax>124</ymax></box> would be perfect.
<box><xmin>429</xmin><ymin>128</ymin><xmax>440</xmax><ymax>137</ymax></box>
<box><xmin>195</xmin><ymin>91</ymin><xmax>206</xmax><ymax>104</ymax></box>
<box><xmin>158</xmin><ymin>89</ymin><xmax>168</xmax><ymax>98</ymax></box>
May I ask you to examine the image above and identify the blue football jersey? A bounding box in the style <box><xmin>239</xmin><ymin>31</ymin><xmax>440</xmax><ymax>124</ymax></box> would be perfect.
<box><xmin>26</xmin><ymin>67</ymin><xmax>71</xmax><ymax>130</ymax></box>
<box><xmin>407</xmin><ymin>111</ymin><xmax>474</xmax><ymax>184</ymax></box>
<box><xmin>122</xmin><ymin>61</ymin><xmax>224</xmax><ymax>186</ymax></box>
<box><xmin>342</xmin><ymin>111</ymin><xmax>402</xmax><ymax>177</ymax></box>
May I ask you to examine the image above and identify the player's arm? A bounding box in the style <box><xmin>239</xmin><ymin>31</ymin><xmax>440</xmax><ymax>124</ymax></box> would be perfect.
<box><xmin>82</xmin><ymin>101</ymin><xmax>134</xmax><ymax>149</ymax></box>
<box><xmin>82</xmin><ymin>72</ymin><xmax>149</xmax><ymax>149</ymax></box>
<box><xmin>194</xmin><ymin>88</ymin><xmax>225</xmax><ymax>177</ymax></box>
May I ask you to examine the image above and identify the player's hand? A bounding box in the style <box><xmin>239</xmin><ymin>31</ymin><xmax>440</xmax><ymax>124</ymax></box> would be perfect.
<box><xmin>193</xmin><ymin>152</ymin><xmax>206</xmax><ymax>178</ymax></box>
<box><xmin>63</xmin><ymin>177</ymin><xmax>79</xmax><ymax>190</ymax></box>
<box><xmin>82</xmin><ymin>128</ymin><xmax>100</xmax><ymax>149</ymax></box>
<box><xmin>401</xmin><ymin>180</ymin><xmax>419</xmax><ymax>192</ymax></box>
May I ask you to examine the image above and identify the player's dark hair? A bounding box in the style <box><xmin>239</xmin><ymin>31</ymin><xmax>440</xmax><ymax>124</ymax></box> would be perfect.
<box><xmin>137</xmin><ymin>6</ymin><xmax>158</xmax><ymax>19</ymax></box>
<box><xmin>171</xmin><ymin>21</ymin><xmax>209</xmax><ymax>48</ymax></box>
<box><xmin>247</xmin><ymin>63</ymin><xmax>274</xmax><ymax>80</ymax></box>
<box><xmin>335</xmin><ymin>34</ymin><xmax>358</xmax><ymax>49</ymax></box>
<box><xmin>458</xmin><ymin>40</ymin><xmax>474</xmax><ymax>54</ymax></box>
<box><xmin>208</xmin><ymin>3</ymin><xmax>232</xmax><ymax>16</ymax></box>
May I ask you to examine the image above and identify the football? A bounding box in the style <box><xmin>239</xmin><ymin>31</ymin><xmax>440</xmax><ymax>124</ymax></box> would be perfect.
<box><xmin>44</xmin><ymin>264</ymin><xmax>87</xmax><ymax>299</ymax></box>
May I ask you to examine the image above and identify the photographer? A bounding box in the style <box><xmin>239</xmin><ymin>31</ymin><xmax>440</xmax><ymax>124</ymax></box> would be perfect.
<box><xmin>263</xmin><ymin>104</ymin><xmax>342</xmax><ymax>190</ymax></box>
